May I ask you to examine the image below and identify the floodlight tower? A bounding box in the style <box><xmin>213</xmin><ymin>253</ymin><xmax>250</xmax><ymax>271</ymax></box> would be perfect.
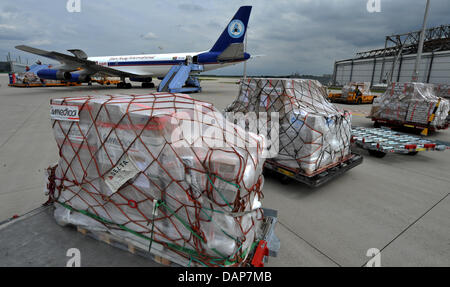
<box><xmin>412</xmin><ymin>0</ymin><xmax>431</xmax><ymax>82</ymax></box>
<box><xmin>243</xmin><ymin>26</ymin><xmax>248</xmax><ymax>80</ymax></box>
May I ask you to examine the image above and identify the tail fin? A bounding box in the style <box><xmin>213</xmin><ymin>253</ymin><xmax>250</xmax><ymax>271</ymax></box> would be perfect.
<box><xmin>209</xmin><ymin>6</ymin><xmax>252</xmax><ymax>53</ymax></box>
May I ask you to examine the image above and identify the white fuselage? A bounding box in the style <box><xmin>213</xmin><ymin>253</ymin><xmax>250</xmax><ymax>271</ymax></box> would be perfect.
<box><xmin>88</xmin><ymin>51</ymin><xmax>242</xmax><ymax>78</ymax></box>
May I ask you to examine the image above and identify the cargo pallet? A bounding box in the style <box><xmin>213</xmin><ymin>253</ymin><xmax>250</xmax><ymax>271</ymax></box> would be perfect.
<box><xmin>77</xmin><ymin>207</ymin><xmax>278</xmax><ymax>267</ymax></box>
<box><xmin>0</xmin><ymin>205</ymin><xmax>278</xmax><ymax>267</ymax></box>
<box><xmin>263</xmin><ymin>153</ymin><xmax>363</xmax><ymax>187</ymax></box>
<box><xmin>351</xmin><ymin>127</ymin><xmax>449</xmax><ymax>158</ymax></box>
<box><xmin>75</xmin><ymin>225</ymin><xmax>177</xmax><ymax>266</ymax></box>
<box><xmin>371</xmin><ymin>117</ymin><xmax>449</xmax><ymax>136</ymax></box>
<box><xmin>370</xmin><ymin>98</ymin><xmax>449</xmax><ymax>136</ymax></box>
<box><xmin>0</xmin><ymin>205</ymin><xmax>280</xmax><ymax>267</ymax></box>
<box><xmin>72</xmin><ymin>207</ymin><xmax>278</xmax><ymax>267</ymax></box>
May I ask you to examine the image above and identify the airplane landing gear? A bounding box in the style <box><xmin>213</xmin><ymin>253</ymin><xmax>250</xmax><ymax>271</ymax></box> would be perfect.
<box><xmin>117</xmin><ymin>82</ymin><xmax>132</xmax><ymax>89</ymax></box>
<box><xmin>141</xmin><ymin>82</ymin><xmax>155</xmax><ymax>88</ymax></box>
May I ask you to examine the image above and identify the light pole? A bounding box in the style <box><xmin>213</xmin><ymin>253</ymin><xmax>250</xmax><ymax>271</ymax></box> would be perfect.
<box><xmin>243</xmin><ymin>26</ymin><xmax>248</xmax><ymax>80</ymax></box>
<box><xmin>412</xmin><ymin>0</ymin><xmax>431</xmax><ymax>82</ymax></box>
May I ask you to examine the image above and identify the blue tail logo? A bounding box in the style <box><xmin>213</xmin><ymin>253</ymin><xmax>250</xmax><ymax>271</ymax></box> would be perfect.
<box><xmin>228</xmin><ymin>19</ymin><xmax>245</xmax><ymax>38</ymax></box>
<box><xmin>209</xmin><ymin>6</ymin><xmax>252</xmax><ymax>52</ymax></box>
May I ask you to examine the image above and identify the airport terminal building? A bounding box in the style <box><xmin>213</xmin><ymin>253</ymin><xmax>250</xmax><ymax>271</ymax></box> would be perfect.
<box><xmin>332</xmin><ymin>25</ymin><xmax>450</xmax><ymax>86</ymax></box>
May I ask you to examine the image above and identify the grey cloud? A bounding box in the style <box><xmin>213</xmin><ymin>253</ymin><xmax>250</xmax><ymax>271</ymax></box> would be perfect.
<box><xmin>1</xmin><ymin>0</ymin><xmax>449</xmax><ymax>76</ymax></box>
<box><xmin>141</xmin><ymin>32</ymin><xmax>158</xmax><ymax>40</ymax></box>
<box><xmin>0</xmin><ymin>34</ymin><xmax>27</xmax><ymax>41</ymax></box>
<box><xmin>207</xmin><ymin>20</ymin><xmax>222</xmax><ymax>29</ymax></box>
<box><xmin>178</xmin><ymin>3</ymin><xmax>205</xmax><ymax>12</ymax></box>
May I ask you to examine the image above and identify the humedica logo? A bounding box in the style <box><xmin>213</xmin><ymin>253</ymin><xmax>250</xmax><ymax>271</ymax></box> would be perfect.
<box><xmin>50</xmin><ymin>105</ymin><xmax>79</xmax><ymax>121</ymax></box>
<box><xmin>51</xmin><ymin>107</ymin><xmax>77</xmax><ymax>117</ymax></box>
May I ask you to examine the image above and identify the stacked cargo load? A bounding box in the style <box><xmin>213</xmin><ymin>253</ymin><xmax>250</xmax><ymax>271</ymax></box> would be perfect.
<box><xmin>435</xmin><ymin>85</ymin><xmax>450</xmax><ymax>124</ymax></box>
<box><xmin>16</xmin><ymin>64</ymin><xmax>48</xmax><ymax>85</ymax></box>
<box><xmin>16</xmin><ymin>71</ymin><xmax>41</xmax><ymax>84</ymax></box>
<box><xmin>226</xmin><ymin>78</ymin><xmax>352</xmax><ymax>176</ymax></box>
<box><xmin>370</xmin><ymin>82</ymin><xmax>450</xmax><ymax>128</ymax></box>
<box><xmin>47</xmin><ymin>93</ymin><xmax>267</xmax><ymax>267</ymax></box>
<box><xmin>435</xmin><ymin>84</ymin><xmax>450</xmax><ymax>99</ymax></box>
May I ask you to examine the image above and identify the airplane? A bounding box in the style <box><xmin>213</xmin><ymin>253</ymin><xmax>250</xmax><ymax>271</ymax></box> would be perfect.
<box><xmin>15</xmin><ymin>6</ymin><xmax>252</xmax><ymax>89</ymax></box>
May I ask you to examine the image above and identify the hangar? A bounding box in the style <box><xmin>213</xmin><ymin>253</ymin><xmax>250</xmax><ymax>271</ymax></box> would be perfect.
<box><xmin>332</xmin><ymin>24</ymin><xmax>450</xmax><ymax>86</ymax></box>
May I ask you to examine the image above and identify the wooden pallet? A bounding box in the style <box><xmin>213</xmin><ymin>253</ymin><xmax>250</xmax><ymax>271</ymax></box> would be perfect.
<box><xmin>70</xmin><ymin>208</ymin><xmax>278</xmax><ymax>267</ymax></box>
<box><xmin>76</xmin><ymin>226</ymin><xmax>185</xmax><ymax>266</ymax></box>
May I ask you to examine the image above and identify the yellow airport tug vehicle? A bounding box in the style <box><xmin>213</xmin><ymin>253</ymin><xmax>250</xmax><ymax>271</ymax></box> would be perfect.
<box><xmin>328</xmin><ymin>82</ymin><xmax>376</xmax><ymax>104</ymax></box>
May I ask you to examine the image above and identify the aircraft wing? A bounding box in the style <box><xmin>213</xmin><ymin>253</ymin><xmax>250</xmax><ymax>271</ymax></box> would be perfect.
<box><xmin>15</xmin><ymin>45</ymin><xmax>152</xmax><ymax>78</ymax></box>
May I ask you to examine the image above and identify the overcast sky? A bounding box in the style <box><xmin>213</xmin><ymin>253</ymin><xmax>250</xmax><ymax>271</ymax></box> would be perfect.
<box><xmin>0</xmin><ymin>0</ymin><xmax>449</xmax><ymax>75</ymax></box>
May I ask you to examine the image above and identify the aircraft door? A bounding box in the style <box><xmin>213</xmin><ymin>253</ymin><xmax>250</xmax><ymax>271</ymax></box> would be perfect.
<box><xmin>185</xmin><ymin>56</ymin><xmax>193</xmax><ymax>65</ymax></box>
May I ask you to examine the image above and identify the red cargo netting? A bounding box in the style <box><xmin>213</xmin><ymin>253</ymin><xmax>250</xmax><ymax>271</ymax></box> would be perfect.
<box><xmin>370</xmin><ymin>82</ymin><xmax>450</xmax><ymax>129</ymax></box>
<box><xmin>47</xmin><ymin>93</ymin><xmax>266</xmax><ymax>267</ymax></box>
<box><xmin>226</xmin><ymin>78</ymin><xmax>352</xmax><ymax>175</ymax></box>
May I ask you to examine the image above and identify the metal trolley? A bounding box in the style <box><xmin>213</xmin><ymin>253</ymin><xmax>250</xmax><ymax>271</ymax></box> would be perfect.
<box><xmin>351</xmin><ymin>126</ymin><xmax>448</xmax><ymax>158</ymax></box>
<box><xmin>263</xmin><ymin>153</ymin><xmax>363</xmax><ymax>187</ymax></box>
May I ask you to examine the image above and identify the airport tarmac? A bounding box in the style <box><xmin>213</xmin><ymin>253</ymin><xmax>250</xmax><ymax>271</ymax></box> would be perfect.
<box><xmin>0</xmin><ymin>74</ymin><xmax>449</xmax><ymax>267</ymax></box>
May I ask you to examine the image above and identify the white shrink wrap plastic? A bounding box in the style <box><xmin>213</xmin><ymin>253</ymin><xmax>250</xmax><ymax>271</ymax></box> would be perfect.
<box><xmin>226</xmin><ymin>78</ymin><xmax>352</xmax><ymax>175</ymax></box>
<box><xmin>370</xmin><ymin>82</ymin><xmax>450</xmax><ymax>128</ymax></box>
<box><xmin>48</xmin><ymin>93</ymin><xmax>266</xmax><ymax>266</ymax></box>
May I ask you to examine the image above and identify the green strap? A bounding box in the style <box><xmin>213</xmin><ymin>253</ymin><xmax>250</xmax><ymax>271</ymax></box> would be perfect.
<box><xmin>56</xmin><ymin>197</ymin><xmax>254</xmax><ymax>266</ymax></box>
<box><xmin>148</xmin><ymin>200</ymin><xmax>162</xmax><ymax>253</ymax></box>
<box><xmin>56</xmin><ymin>201</ymin><xmax>200</xmax><ymax>259</ymax></box>
<box><xmin>158</xmin><ymin>200</ymin><xmax>205</xmax><ymax>243</ymax></box>
<box><xmin>190</xmin><ymin>256</ymin><xmax>209</xmax><ymax>267</ymax></box>
<box><xmin>206</xmin><ymin>173</ymin><xmax>240</xmax><ymax>210</ymax></box>
<box><xmin>242</xmin><ymin>241</ymin><xmax>259</xmax><ymax>259</ymax></box>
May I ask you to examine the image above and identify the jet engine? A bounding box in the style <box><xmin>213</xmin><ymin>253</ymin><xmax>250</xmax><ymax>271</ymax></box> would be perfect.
<box><xmin>36</xmin><ymin>69</ymin><xmax>71</xmax><ymax>81</ymax></box>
